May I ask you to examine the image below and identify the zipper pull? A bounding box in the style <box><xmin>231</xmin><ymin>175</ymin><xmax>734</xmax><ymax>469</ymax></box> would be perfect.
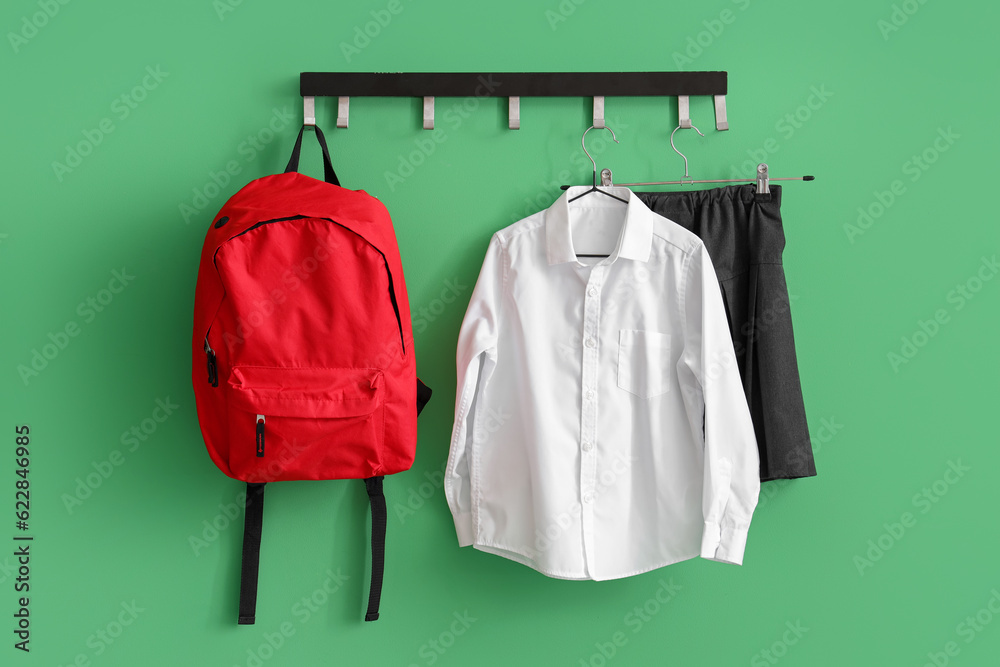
<box><xmin>205</xmin><ymin>338</ymin><xmax>218</xmax><ymax>387</ymax></box>
<box><xmin>256</xmin><ymin>415</ymin><xmax>265</xmax><ymax>457</ymax></box>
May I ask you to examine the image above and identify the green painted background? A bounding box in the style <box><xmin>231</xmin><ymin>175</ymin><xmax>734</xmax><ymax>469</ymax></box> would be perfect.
<box><xmin>2</xmin><ymin>0</ymin><xmax>998</xmax><ymax>665</ymax></box>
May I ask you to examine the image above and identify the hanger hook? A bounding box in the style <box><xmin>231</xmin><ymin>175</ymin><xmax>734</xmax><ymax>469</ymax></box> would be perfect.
<box><xmin>669</xmin><ymin>124</ymin><xmax>705</xmax><ymax>179</ymax></box>
<box><xmin>581</xmin><ymin>125</ymin><xmax>620</xmax><ymax>186</ymax></box>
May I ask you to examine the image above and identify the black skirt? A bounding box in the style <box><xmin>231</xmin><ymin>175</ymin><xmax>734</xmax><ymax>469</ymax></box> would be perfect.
<box><xmin>636</xmin><ymin>185</ymin><xmax>816</xmax><ymax>481</ymax></box>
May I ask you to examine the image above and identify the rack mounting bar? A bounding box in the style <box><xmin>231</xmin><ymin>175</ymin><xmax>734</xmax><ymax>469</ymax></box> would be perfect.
<box><xmin>299</xmin><ymin>71</ymin><xmax>729</xmax><ymax>131</ymax></box>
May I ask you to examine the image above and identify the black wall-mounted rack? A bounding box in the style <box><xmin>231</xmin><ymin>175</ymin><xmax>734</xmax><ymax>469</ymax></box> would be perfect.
<box><xmin>298</xmin><ymin>71</ymin><xmax>729</xmax><ymax>131</ymax></box>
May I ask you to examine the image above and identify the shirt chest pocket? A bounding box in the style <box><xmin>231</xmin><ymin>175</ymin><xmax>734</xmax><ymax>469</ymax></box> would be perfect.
<box><xmin>617</xmin><ymin>330</ymin><xmax>671</xmax><ymax>399</ymax></box>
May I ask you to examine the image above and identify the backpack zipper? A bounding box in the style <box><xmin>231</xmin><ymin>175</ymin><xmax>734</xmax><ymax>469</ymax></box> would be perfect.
<box><xmin>255</xmin><ymin>415</ymin><xmax>265</xmax><ymax>457</ymax></box>
<box><xmin>204</xmin><ymin>337</ymin><xmax>218</xmax><ymax>387</ymax></box>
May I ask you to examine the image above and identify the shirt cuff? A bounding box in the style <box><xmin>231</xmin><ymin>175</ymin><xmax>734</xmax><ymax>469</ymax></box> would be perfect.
<box><xmin>453</xmin><ymin>512</ymin><xmax>474</xmax><ymax>547</ymax></box>
<box><xmin>700</xmin><ymin>520</ymin><xmax>749</xmax><ymax>565</ymax></box>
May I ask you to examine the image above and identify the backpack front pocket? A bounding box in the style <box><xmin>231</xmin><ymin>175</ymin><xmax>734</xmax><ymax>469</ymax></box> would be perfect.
<box><xmin>226</xmin><ymin>365</ymin><xmax>384</xmax><ymax>482</ymax></box>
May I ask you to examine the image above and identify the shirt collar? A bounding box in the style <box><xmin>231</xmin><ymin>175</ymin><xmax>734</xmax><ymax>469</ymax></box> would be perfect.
<box><xmin>545</xmin><ymin>186</ymin><xmax>654</xmax><ymax>265</ymax></box>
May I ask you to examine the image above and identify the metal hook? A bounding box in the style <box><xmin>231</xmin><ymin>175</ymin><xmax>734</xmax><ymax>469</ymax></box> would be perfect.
<box><xmin>669</xmin><ymin>124</ymin><xmax>705</xmax><ymax>179</ymax></box>
<box><xmin>581</xmin><ymin>125</ymin><xmax>620</xmax><ymax>186</ymax></box>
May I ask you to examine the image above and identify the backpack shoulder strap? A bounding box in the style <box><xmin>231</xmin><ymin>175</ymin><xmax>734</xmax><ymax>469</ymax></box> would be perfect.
<box><xmin>364</xmin><ymin>476</ymin><xmax>387</xmax><ymax>621</ymax></box>
<box><xmin>363</xmin><ymin>383</ymin><xmax>430</xmax><ymax>622</ymax></box>
<box><xmin>238</xmin><ymin>482</ymin><xmax>266</xmax><ymax>624</ymax></box>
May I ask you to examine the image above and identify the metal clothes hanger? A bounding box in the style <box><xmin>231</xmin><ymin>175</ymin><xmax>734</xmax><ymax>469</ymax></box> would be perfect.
<box><xmin>605</xmin><ymin>164</ymin><xmax>814</xmax><ymax>192</ymax></box>
<box><xmin>567</xmin><ymin>125</ymin><xmax>629</xmax><ymax>204</ymax></box>
<box><xmin>565</xmin><ymin>125</ymin><xmax>630</xmax><ymax>258</ymax></box>
<box><xmin>559</xmin><ymin>112</ymin><xmax>814</xmax><ymax>194</ymax></box>
<box><xmin>669</xmin><ymin>122</ymin><xmax>705</xmax><ymax>181</ymax></box>
<box><xmin>601</xmin><ymin>122</ymin><xmax>814</xmax><ymax>192</ymax></box>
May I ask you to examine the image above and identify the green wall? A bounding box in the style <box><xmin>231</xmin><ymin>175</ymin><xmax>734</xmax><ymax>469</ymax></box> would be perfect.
<box><xmin>3</xmin><ymin>0</ymin><xmax>998</xmax><ymax>665</ymax></box>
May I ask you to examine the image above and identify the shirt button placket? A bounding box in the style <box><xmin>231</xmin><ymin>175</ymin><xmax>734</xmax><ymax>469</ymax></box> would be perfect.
<box><xmin>580</xmin><ymin>266</ymin><xmax>605</xmax><ymax>577</ymax></box>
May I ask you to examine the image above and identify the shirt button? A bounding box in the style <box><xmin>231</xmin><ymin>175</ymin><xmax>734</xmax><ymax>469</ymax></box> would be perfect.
<box><xmin>587</xmin><ymin>287</ymin><xmax>598</xmax><ymax>297</ymax></box>
<box><xmin>585</xmin><ymin>389</ymin><xmax>595</xmax><ymax>401</ymax></box>
<box><xmin>582</xmin><ymin>441</ymin><xmax>593</xmax><ymax>452</ymax></box>
<box><xmin>585</xmin><ymin>338</ymin><xmax>596</xmax><ymax>348</ymax></box>
<box><xmin>583</xmin><ymin>493</ymin><xmax>594</xmax><ymax>504</ymax></box>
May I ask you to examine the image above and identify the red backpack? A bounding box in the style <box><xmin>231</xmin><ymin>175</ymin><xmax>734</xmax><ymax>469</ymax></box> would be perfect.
<box><xmin>191</xmin><ymin>124</ymin><xmax>431</xmax><ymax>625</ymax></box>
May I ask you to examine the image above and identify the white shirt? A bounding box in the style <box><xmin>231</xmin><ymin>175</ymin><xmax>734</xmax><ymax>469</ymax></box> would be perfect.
<box><xmin>445</xmin><ymin>186</ymin><xmax>760</xmax><ymax>580</ymax></box>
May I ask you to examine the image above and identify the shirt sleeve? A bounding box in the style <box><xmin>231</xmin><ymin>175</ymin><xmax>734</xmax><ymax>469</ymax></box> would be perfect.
<box><xmin>445</xmin><ymin>233</ymin><xmax>505</xmax><ymax>547</ymax></box>
<box><xmin>680</xmin><ymin>243</ymin><xmax>760</xmax><ymax>565</ymax></box>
